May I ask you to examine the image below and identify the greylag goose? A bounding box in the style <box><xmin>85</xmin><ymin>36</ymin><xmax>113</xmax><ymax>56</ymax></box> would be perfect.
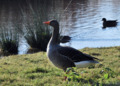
<box><xmin>43</xmin><ymin>20</ymin><xmax>99</xmax><ymax>71</ymax></box>
<box><xmin>102</xmin><ymin>18</ymin><xmax>117</xmax><ymax>28</ymax></box>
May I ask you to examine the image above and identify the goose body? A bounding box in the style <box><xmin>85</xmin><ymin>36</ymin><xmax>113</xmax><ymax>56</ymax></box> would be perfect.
<box><xmin>102</xmin><ymin>18</ymin><xmax>117</xmax><ymax>28</ymax></box>
<box><xmin>44</xmin><ymin>20</ymin><xmax>99</xmax><ymax>71</ymax></box>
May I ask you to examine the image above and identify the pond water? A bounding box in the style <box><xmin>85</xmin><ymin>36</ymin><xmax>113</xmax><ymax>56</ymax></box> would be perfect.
<box><xmin>61</xmin><ymin>0</ymin><xmax>120</xmax><ymax>49</ymax></box>
<box><xmin>0</xmin><ymin>0</ymin><xmax>120</xmax><ymax>54</ymax></box>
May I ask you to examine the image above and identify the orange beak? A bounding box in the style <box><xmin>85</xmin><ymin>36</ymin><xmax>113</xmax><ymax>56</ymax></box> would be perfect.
<box><xmin>43</xmin><ymin>21</ymin><xmax>50</xmax><ymax>25</ymax></box>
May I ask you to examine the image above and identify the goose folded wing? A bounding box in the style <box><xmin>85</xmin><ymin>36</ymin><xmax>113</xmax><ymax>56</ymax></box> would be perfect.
<box><xmin>58</xmin><ymin>46</ymin><xmax>98</xmax><ymax>62</ymax></box>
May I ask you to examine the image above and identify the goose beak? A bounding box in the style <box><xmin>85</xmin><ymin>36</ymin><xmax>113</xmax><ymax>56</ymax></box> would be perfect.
<box><xmin>43</xmin><ymin>21</ymin><xmax>50</xmax><ymax>25</ymax></box>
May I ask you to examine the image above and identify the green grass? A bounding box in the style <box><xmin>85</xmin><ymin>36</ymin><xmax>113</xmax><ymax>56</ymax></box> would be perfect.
<box><xmin>0</xmin><ymin>46</ymin><xmax>120</xmax><ymax>86</ymax></box>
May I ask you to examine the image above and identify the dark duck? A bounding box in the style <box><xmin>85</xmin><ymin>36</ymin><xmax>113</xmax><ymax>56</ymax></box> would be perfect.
<box><xmin>102</xmin><ymin>18</ymin><xmax>117</xmax><ymax>28</ymax></box>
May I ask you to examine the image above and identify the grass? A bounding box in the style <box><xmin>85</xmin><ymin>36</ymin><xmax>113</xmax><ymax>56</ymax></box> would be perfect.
<box><xmin>19</xmin><ymin>1</ymin><xmax>52</xmax><ymax>51</ymax></box>
<box><xmin>0</xmin><ymin>46</ymin><xmax>120</xmax><ymax>86</ymax></box>
<box><xmin>0</xmin><ymin>26</ymin><xmax>19</xmax><ymax>55</ymax></box>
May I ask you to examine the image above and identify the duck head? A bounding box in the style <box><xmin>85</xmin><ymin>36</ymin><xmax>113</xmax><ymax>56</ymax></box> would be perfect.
<box><xmin>102</xmin><ymin>18</ymin><xmax>106</xmax><ymax>21</ymax></box>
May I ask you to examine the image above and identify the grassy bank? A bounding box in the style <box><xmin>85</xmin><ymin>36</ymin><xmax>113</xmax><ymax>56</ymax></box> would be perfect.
<box><xmin>0</xmin><ymin>46</ymin><xmax>120</xmax><ymax>86</ymax></box>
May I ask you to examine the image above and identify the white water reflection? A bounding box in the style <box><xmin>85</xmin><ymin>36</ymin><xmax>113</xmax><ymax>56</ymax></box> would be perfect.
<box><xmin>70</xmin><ymin>39</ymin><xmax>120</xmax><ymax>49</ymax></box>
<box><xmin>18</xmin><ymin>37</ymin><xmax>29</xmax><ymax>54</ymax></box>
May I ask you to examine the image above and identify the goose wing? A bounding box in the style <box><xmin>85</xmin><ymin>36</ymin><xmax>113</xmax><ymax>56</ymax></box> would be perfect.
<box><xmin>58</xmin><ymin>46</ymin><xmax>98</xmax><ymax>62</ymax></box>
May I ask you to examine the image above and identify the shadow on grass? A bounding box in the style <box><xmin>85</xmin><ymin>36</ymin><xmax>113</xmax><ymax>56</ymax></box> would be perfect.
<box><xmin>102</xmin><ymin>83</ymin><xmax>120</xmax><ymax>86</ymax></box>
<box><xmin>25</xmin><ymin>67</ymin><xmax>49</xmax><ymax>74</ymax></box>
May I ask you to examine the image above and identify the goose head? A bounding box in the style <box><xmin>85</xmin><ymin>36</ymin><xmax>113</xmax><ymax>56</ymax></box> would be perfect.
<box><xmin>43</xmin><ymin>20</ymin><xmax>71</xmax><ymax>44</ymax></box>
<box><xmin>43</xmin><ymin>20</ymin><xmax>59</xmax><ymax>27</ymax></box>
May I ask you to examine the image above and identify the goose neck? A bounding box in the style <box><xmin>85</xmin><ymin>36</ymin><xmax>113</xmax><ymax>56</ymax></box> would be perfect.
<box><xmin>50</xmin><ymin>26</ymin><xmax>59</xmax><ymax>44</ymax></box>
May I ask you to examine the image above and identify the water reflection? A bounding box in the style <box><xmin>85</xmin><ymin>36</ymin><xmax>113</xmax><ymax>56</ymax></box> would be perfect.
<box><xmin>0</xmin><ymin>0</ymin><xmax>120</xmax><ymax>54</ymax></box>
<box><xmin>64</xmin><ymin>0</ymin><xmax>120</xmax><ymax>49</ymax></box>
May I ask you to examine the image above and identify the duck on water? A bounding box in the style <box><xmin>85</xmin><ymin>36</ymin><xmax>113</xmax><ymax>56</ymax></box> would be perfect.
<box><xmin>102</xmin><ymin>18</ymin><xmax>118</xmax><ymax>28</ymax></box>
<box><xmin>43</xmin><ymin>20</ymin><xmax>99</xmax><ymax>72</ymax></box>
